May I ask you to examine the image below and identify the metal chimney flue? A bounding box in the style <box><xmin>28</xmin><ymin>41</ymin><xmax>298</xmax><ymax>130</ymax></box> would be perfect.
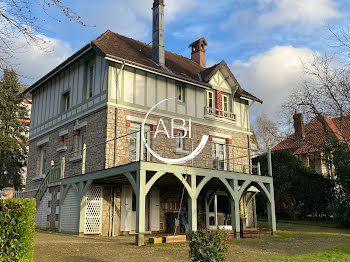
<box><xmin>152</xmin><ymin>0</ymin><xmax>165</xmax><ymax>67</ymax></box>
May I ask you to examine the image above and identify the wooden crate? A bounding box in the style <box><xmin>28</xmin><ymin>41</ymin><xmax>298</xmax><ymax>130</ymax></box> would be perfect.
<box><xmin>149</xmin><ymin>237</ymin><xmax>163</xmax><ymax>244</ymax></box>
<box><xmin>163</xmin><ymin>235</ymin><xmax>187</xmax><ymax>243</ymax></box>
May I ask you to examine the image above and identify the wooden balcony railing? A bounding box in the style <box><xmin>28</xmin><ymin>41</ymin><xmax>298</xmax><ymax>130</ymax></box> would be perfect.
<box><xmin>204</xmin><ymin>107</ymin><xmax>236</xmax><ymax>121</ymax></box>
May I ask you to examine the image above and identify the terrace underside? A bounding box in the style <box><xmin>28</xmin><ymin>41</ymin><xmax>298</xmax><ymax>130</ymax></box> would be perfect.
<box><xmin>60</xmin><ymin>161</ymin><xmax>276</xmax><ymax>237</ymax></box>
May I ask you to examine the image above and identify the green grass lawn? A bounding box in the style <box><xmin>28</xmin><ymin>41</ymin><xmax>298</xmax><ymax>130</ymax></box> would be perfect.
<box><xmin>33</xmin><ymin>221</ymin><xmax>350</xmax><ymax>262</ymax></box>
<box><xmin>247</xmin><ymin>245</ymin><xmax>350</xmax><ymax>261</ymax></box>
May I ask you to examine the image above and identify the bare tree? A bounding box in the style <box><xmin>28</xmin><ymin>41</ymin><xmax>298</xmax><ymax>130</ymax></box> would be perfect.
<box><xmin>253</xmin><ymin>114</ymin><xmax>281</xmax><ymax>152</ymax></box>
<box><xmin>282</xmin><ymin>53</ymin><xmax>350</xmax><ymax>141</ymax></box>
<box><xmin>0</xmin><ymin>0</ymin><xmax>85</xmax><ymax>70</ymax></box>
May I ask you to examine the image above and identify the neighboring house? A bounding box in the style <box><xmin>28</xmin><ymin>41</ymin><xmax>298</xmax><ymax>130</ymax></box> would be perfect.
<box><xmin>273</xmin><ymin>110</ymin><xmax>350</xmax><ymax>177</ymax></box>
<box><xmin>22</xmin><ymin>0</ymin><xmax>276</xmax><ymax>239</ymax></box>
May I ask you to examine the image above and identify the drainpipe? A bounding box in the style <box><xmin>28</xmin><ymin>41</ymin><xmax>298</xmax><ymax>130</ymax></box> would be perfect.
<box><xmin>247</xmin><ymin>101</ymin><xmax>255</xmax><ymax>174</ymax></box>
<box><xmin>114</xmin><ymin>61</ymin><xmax>125</xmax><ymax>167</ymax></box>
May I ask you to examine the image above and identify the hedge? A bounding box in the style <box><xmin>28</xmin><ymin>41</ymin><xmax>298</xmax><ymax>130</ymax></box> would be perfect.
<box><xmin>0</xmin><ymin>199</ymin><xmax>36</xmax><ymax>262</ymax></box>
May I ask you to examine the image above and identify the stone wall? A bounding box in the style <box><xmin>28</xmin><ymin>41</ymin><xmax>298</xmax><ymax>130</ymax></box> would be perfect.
<box><xmin>26</xmin><ymin>108</ymin><xmax>108</xmax><ymax>193</ymax></box>
<box><xmin>107</xmin><ymin>106</ymin><xmax>250</xmax><ymax>172</ymax></box>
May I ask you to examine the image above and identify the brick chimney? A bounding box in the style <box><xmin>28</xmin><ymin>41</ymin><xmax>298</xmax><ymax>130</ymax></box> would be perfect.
<box><xmin>189</xmin><ymin>38</ymin><xmax>208</xmax><ymax>67</ymax></box>
<box><xmin>152</xmin><ymin>0</ymin><xmax>165</xmax><ymax>67</ymax></box>
<box><xmin>293</xmin><ymin>110</ymin><xmax>305</xmax><ymax>140</ymax></box>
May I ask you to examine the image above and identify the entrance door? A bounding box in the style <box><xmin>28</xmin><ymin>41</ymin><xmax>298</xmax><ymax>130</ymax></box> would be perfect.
<box><xmin>84</xmin><ymin>185</ymin><xmax>103</xmax><ymax>234</ymax></box>
<box><xmin>149</xmin><ymin>189</ymin><xmax>160</xmax><ymax>231</ymax></box>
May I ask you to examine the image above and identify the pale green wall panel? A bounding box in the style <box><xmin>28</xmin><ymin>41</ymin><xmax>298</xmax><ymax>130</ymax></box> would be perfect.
<box><xmin>95</xmin><ymin>56</ymin><xmax>102</xmax><ymax>95</ymax></box>
<box><xmin>157</xmin><ymin>76</ymin><xmax>166</xmax><ymax>110</ymax></box>
<box><xmin>167</xmin><ymin>79</ymin><xmax>176</xmax><ymax>112</ymax></box>
<box><xmin>135</xmin><ymin>69</ymin><xmax>145</xmax><ymax>106</ymax></box>
<box><xmin>124</xmin><ymin>67</ymin><xmax>134</xmax><ymax>103</ymax></box>
<box><xmin>146</xmin><ymin>73</ymin><xmax>156</xmax><ymax>107</ymax></box>
<box><xmin>187</xmin><ymin>87</ymin><xmax>196</xmax><ymax>117</ymax></box>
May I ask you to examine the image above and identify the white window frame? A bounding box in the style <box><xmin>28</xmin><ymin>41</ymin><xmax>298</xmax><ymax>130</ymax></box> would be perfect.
<box><xmin>87</xmin><ymin>62</ymin><xmax>95</xmax><ymax>99</ymax></box>
<box><xmin>176</xmin><ymin>130</ymin><xmax>184</xmax><ymax>150</ymax></box>
<box><xmin>78</xmin><ymin>131</ymin><xmax>85</xmax><ymax>156</ymax></box>
<box><xmin>212</xmin><ymin>138</ymin><xmax>227</xmax><ymax>171</ymax></box>
<box><xmin>222</xmin><ymin>94</ymin><xmax>229</xmax><ymax>117</ymax></box>
<box><xmin>129</xmin><ymin>124</ymin><xmax>151</xmax><ymax>162</ymax></box>
<box><xmin>207</xmin><ymin>90</ymin><xmax>215</xmax><ymax>113</ymax></box>
<box><xmin>40</xmin><ymin>147</ymin><xmax>47</xmax><ymax>176</ymax></box>
<box><xmin>176</xmin><ymin>83</ymin><xmax>185</xmax><ymax>102</ymax></box>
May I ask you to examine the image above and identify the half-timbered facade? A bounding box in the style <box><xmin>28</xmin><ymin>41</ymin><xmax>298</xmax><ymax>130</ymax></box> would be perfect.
<box><xmin>23</xmin><ymin>0</ymin><xmax>276</xmax><ymax>241</ymax></box>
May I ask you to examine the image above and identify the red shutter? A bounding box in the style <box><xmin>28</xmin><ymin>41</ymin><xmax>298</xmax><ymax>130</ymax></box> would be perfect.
<box><xmin>215</xmin><ymin>90</ymin><xmax>222</xmax><ymax>111</ymax></box>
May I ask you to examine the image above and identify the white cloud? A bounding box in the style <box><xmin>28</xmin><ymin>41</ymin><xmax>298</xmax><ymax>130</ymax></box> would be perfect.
<box><xmin>77</xmin><ymin>0</ymin><xmax>200</xmax><ymax>40</ymax></box>
<box><xmin>231</xmin><ymin>46</ymin><xmax>317</xmax><ymax>119</ymax></box>
<box><xmin>223</xmin><ymin>0</ymin><xmax>341</xmax><ymax>36</ymax></box>
<box><xmin>129</xmin><ymin>0</ymin><xmax>199</xmax><ymax>22</ymax></box>
<box><xmin>258</xmin><ymin>0</ymin><xmax>341</xmax><ymax>28</ymax></box>
<box><xmin>1</xmin><ymin>34</ymin><xmax>72</xmax><ymax>85</ymax></box>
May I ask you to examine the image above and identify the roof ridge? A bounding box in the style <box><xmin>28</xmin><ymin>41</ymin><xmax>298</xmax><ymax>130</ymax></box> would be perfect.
<box><xmin>105</xmin><ymin>30</ymin><xmax>205</xmax><ymax>69</ymax></box>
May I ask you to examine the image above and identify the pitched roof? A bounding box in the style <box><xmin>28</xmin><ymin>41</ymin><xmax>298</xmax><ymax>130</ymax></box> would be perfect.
<box><xmin>23</xmin><ymin>30</ymin><xmax>262</xmax><ymax>103</ymax></box>
<box><xmin>92</xmin><ymin>30</ymin><xmax>207</xmax><ymax>83</ymax></box>
<box><xmin>199</xmin><ymin>60</ymin><xmax>262</xmax><ymax>103</ymax></box>
<box><xmin>272</xmin><ymin>115</ymin><xmax>350</xmax><ymax>155</ymax></box>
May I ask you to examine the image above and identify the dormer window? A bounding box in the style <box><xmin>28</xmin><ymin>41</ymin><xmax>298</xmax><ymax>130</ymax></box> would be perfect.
<box><xmin>176</xmin><ymin>82</ymin><xmax>185</xmax><ymax>102</ymax></box>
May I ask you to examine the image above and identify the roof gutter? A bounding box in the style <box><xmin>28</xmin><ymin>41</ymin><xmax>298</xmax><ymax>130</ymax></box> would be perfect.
<box><xmin>240</xmin><ymin>96</ymin><xmax>263</xmax><ymax>104</ymax></box>
<box><xmin>105</xmin><ymin>55</ymin><xmax>211</xmax><ymax>90</ymax></box>
<box><xmin>21</xmin><ymin>44</ymin><xmax>93</xmax><ymax>96</ymax></box>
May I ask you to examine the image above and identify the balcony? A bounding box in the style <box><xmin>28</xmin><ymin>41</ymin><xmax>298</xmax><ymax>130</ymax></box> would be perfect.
<box><xmin>204</xmin><ymin>106</ymin><xmax>236</xmax><ymax>122</ymax></box>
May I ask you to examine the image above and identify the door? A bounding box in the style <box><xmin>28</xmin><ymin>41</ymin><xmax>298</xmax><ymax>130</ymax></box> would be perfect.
<box><xmin>120</xmin><ymin>185</ymin><xmax>133</xmax><ymax>232</ymax></box>
<box><xmin>149</xmin><ymin>189</ymin><xmax>160</xmax><ymax>231</ymax></box>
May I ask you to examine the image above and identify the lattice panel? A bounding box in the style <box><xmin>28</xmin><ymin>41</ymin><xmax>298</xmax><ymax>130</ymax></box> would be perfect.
<box><xmin>84</xmin><ymin>185</ymin><xmax>102</xmax><ymax>234</ymax></box>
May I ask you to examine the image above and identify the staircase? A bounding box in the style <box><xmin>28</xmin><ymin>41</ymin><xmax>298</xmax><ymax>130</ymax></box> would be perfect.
<box><xmin>35</xmin><ymin>165</ymin><xmax>61</xmax><ymax>205</ymax></box>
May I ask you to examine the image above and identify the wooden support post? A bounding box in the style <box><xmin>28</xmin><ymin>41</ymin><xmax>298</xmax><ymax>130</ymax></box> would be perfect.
<box><xmin>136</xmin><ymin>168</ymin><xmax>146</xmax><ymax>245</ymax></box>
<box><xmin>257</xmin><ymin>162</ymin><xmax>261</xmax><ymax>176</ymax></box>
<box><xmin>268</xmin><ymin>147</ymin><xmax>273</xmax><ymax>177</ymax></box>
<box><xmin>266</xmin><ymin>183</ymin><xmax>276</xmax><ymax>233</ymax></box>
<box><xmin>82</xmin><ymin>144</ymin><xmax>87</xmax><ymax>175</ymax></box>
<box><xmin>139</xmin><ymin>126</ymin><xmax>144</xmax><ymax>161</ymax></box>
<box><xmin>231</xmin><ymin>180</ymin><xmax>240</xmax><ymax>239</ymax></box>
<box><xmin>214</xmin><ymin>194</ymin><xmax>218</xmax><ymax>227</ymax></box>
<box><xmin>188</xmin><ymin>174</ymin><xmax>197</xmax><ymax>232</ymax></box>
<box><xmin>205</xmin><ymin>195</ymin><xmax>209</xmax><ymax>229</ymax></box>
<box><xmin>60</xmin><ymin>157</ymin><xmax>65</xmax><ymax>179</ymax></box>
<box><xmin>78</xmin><ymin>193</ymin><xmax>87</xmax><ymax>236</ymax></box>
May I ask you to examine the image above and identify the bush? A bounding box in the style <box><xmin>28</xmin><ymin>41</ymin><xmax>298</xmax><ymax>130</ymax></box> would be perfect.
<box><xmin>0</xmin><ymin>198</ymin><xmax>36</xmax><ymax>262</ymax></box>
<box><xmin>253</xmin><ymin>151</ymin><xmax>335</xmax><ymax>219</ymax></box>
<box><xmin>331</xmin><ymin>194</ymin><xmax>350</xmax><ymax>227</ymax></box>
<box><xmin>189</xmin><ymin>229</ymin><xmax>228</xmax><ymax>262</ymax></box>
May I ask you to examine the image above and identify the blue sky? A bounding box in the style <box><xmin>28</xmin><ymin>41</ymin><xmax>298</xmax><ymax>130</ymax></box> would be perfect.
<box><xmin>11</xmin><ymin>0</ymin><xmax>350</xmax><ymax>119</ymax></box>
